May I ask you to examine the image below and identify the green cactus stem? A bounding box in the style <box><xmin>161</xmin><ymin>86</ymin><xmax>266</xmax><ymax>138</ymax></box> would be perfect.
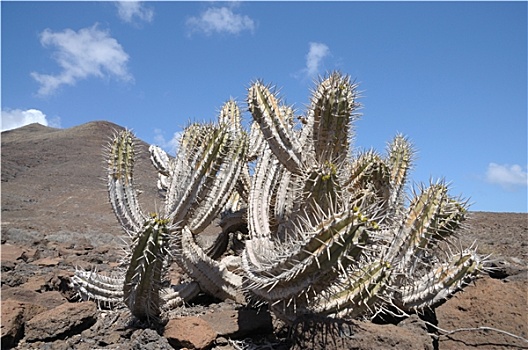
<box><xmin>123</xmin><ymin>214</ymin><xmax>170</xmax><ymax>320</ymax></box>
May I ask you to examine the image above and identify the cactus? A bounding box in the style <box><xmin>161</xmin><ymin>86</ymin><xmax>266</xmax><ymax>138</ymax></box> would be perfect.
<box><xmin>72</xmin><ymin>100</ymin><xmax>249</xmax><ymax>321</ymax></box>
<box><xmin>242</xmin><ymin>72</ymin><xmax>484</xmax><ymax>322</ymax></box>
<box><xmin>72</xmin><ymin>72</ymin><xmax>484</xmax><ymax>328</ymax></box>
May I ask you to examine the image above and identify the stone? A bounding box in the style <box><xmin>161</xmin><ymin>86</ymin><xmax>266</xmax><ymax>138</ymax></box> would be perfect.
<box><xmin>200</xmin><ymin>308</ymin><xmax>273</xmax><ymax>338</ymax></box>
<box><xmin>164</xmin><ymin>316</ymin><xmax>216</xmax><ymax>350</ymax></box>
<box><xmin>130</xmin><ymin>328</ymin><xmax>174</xmax><ymax>350</ymax></box>
<box><xmin>1</xmin><ymin>288</ymin><xmax>67</xmax><ymax>310</ymax></box>
<box><xmin>31</xmin><ymin>257</ymin><xmax>62</xmax><ymax>267</ymax></box>
<box><xmin>0</xmin><ymin>244</ymin><xmax>35</xmax><ymax>263</ymax></box>
<box><xmin>1</xmin><ymin>299</ymin><xmax>47</xmax><ymax>348</ymax></box>
<box><xmin>24</xmin><ymin>301</ymin><xmax>97</xmax><ymax>342</ymax></box>
<box><xmin>1</xmin><ymin>300</ymin><xmax>25</xmax><ymax>348</ymax></box>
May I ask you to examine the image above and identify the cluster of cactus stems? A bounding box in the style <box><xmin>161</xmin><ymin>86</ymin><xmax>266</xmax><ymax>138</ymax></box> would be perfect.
<box><xmin>72</xmin><ymin>72</ymin><xmax>484</xmax><ymax>324</ymax></box>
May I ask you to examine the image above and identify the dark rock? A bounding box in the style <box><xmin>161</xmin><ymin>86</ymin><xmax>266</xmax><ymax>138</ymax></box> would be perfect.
<box><xmin>1</xmin><ymin>300</ymin><xmax>47</xmax><ymax>349</ymax></box>
<box><xmin>1</xmin><ymin>288</ymin><xmax>67</xmax><ymax>311</ymax></box>
<box><xmin>130</xmin><ymin>328</ymin><xmax>173</xmax><ymax>350</ymax></box>
<box><xmin>488</xmin><ymin>257</ymin><xmax>527</xmax><ymax>280</ymax></box>
<box><xmin>24</xmin><ymin>301</ymin><xmax>97</xmax><ymax>342</ymax></box>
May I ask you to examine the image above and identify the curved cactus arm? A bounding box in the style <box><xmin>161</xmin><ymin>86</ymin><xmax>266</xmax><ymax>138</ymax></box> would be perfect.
<box><xmin>344</xmin><ymin>151</ymin><xmax>392</xmax><ymax>222</ymax></box>
<box><xmin>218</xmin><ymin>99</ymin><xmax>251</xmax><ymax>204</ymax></box>
<box><xmin>386</xmin><ymin>182</ymin><xmax>446</xmax><ymax>265</ymax></box>
<box><xmin>308</xmin><ymin>72</ymin><xmax>360</xmax><ymax>165</ymax></box>
<box><xmin>71</xmin><ymin>269</ymin><xmax>124</xmax><ymax>305</ymax></box>
<box><xmin>123</xmin><ymin>215</ymin><xmax>171</xmax><ymax>321</ymax></box>
<box><xmin>386</xmin><ymin>134</ymin><xmax>414</xmax><ymax>210</ymax></box>
<box><xmin>236</xmin><ymin>163</ymin><xmax>252</xmax><ymax>203</ymax></box>
<box><xmin>247</xmin><ymin>119</ymin><xmax>267</xmax><ymax>161</ymax></box>
<box><xmin>162</xmin><ymin>123</ymin><xmax>209</xmax><ymax>218</ymax></box>
<box><xmin>248</xmin><ymin>81</ymin><xmax>304</xmax><ymax>175</ymax></box>
<box><xmin>299</xmin><ymin>164</ymin><xmax>342</xmax><ymax>222</ymax></box>
<box><xmin>310</xmin><ymin>260</ymin><xmax>392</xmax><ymax>319</ymax></box>
<box><xmin>175</xmin><ymin>226</ymin><xmax>245</xmax><ymax>303</ymax></box>
<box><xmin>188</xmin><ymin>131</ymin><xmax>248</xmax><ymax>233</ymax></box>
<box><xmin>247</xmin><ymin>146</ymin><xmax>284</xmax><ymax>241</ymax></box>
<box><xmin>162</xmin><ymin>281</ymin><xmax>202</xmax><ymax>309</ymax></box>
<box><xmin>149</xmin><ymin>144</ymin><xmax>171</xmax><ymax>194</ymax></box>
<box><xmin>396</xmin><ymin>249</ymin><xmax>482</xmax><ymax>312</ymax></box>
<box><xmin>107</xmin><ymin>130</ymin><xmax>147</xmax><ymax>235</ymax></box>
<box><xmin>432</xmin><ymin>196</ymin><xmax>469</xmax><ymax>241</ymax></box>
<box><xmin>273</xmin><ymin>170</ymin><xmax>303</xmax><ymax>229</ymax></box>
<box><xmin>219</xmin><ymin>99</ymin><xmax>243</xmax><ymax>134</ymax></box>
<box><xmin>243</xmin><ymin>209</ymin><xmax>373</xmax><ymax>305</ymax></box>
<box><xmin>149</xmin><ymin>144</ymin><xmax>171</xmax><ymax>176</ymax></box>
<box><xmin>386</xmin><ymin>182</ymin><xmax>469</xmax><ymax>277</ymax></box>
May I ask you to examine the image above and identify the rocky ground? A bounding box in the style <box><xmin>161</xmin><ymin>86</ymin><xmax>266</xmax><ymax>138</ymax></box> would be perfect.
<box><xmin>1</xmin><ymin>122</ymin><xmax>527</xmax><ymax>350</ymax></box>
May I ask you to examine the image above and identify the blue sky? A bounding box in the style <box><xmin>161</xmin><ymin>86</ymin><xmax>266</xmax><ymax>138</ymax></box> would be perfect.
<box><xmin>2</xmin><ymin>1</ymin><xmax>527</xmax><ymax>213</ymax></box>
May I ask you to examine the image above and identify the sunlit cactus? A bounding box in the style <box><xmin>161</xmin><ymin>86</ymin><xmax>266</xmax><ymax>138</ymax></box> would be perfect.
<box><xmin>242</xmin><ymin>72</ymin><xmax>484</xmax><ymax>322</ymax></box>
<box><xmin>72</xmin><ymin>72</ymin><xmax>484</xmax><ymax>327</ymax></box>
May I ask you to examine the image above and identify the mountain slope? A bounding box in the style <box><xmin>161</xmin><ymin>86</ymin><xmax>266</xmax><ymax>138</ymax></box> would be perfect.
<box><xmin>1</xmin><ymin>121</ymin><xmax>160</xmax><ymax>239</ymax></box>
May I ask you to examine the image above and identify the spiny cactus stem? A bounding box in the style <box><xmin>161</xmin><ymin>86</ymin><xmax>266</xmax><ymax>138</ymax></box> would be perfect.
<box><xmin>162</xmin><ymin>281</ymin><xmax>201</xmax><ymax>309</ymax></box>
<box><xmin>314</xmin><ymin>260</ymin><xmax>391</xmax><ymax>318</ymax></box>
<box><xmin>386</xmin><ymin>134</ymin><xmax>414</xmax><ymax>208</ymax></box>
<box><xmin>398</xmin><ymin>250</ymin><xmax>481</xmax><ymax>311</ymax></box>
<box><xmin>177</xmin><ymin>226</ymin><xmax>245</xmax><ymax>303</ymax></box>
<box><xmin>248</xmin><ymin>119</ymin><xmax>267</xmax><ymax>161</ymax></box>
<box><xmin>219</xmin><ymin>99</ymin><xmax>243</xmax><ymax>134</ymax></box>
<box><xmin>248</xmin><ymin>82</ymin><xmax>303</xmax><ymax>175</ymax></box>
<box><xmin>243</xmin><ymin>210</ymin><xmax>372</xmax><ymax>302</ymax></box>
<box><xmin>71</xmin><ymin>269</ymin><xmax>124</xmax><ymax>305</ymax></box>
<box><xmin>123</xmin><ymin>215</ymin><xmax>170</xmax><ymax>320</ymax></box>
<box><xmin>310</xmin><ymin>72</ymin><xmax>358</xmax><ymax>164</ymax></box>
<box><xmin>189</xmin><ymin>132</ymin><xmax>248</xmax><ymax>233</ymax></box>
<box><xmin>107</xmin><ymin>130</ymin><xmax>146</xmax><ymax>234</ymax></box>
<box><xmin>166</xmin><ymin>125</ymin><xmax>229</xmax><ymax>226</ymax></box>
<box><xmin>149</xmin><ymin>144</ymin><xmax>171</xmax><ymax>177</ymax></box>
<box><xmin>386</xmin><ymin>183</ymin><xmax>448</xmax><ymax>265</ymax></box>
<box><xmin>248</xmin><ymin>147</ymin><xmax>283</xmax><ymax>241</ymax></box>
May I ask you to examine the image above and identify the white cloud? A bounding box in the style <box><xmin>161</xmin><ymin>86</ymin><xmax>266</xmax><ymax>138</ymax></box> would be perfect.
<box><xmin>485</xmin><ymin>163</ymin><xmax>528</xmax><ymax>190</ymax></box>
<box><xmin>31</xmin><ymin>24</ymin><xmax>133</xmax><ymax>96</ymax></box>
<box><xmin>115</xmin><ymin>1</ymin><xmax>153</xmax><ymax>24</ymax></box>
<box><xmin>1</xmin><ymin>108</ymin><xmax>60</xmax><ymax>132</ymax></box>
<box><xmin>153</xmin><ymin>128</ymin><xmax>181</xmax><ymax>156</ymax></box>
<box><xmin>186</xmin><ymin>6</ymin><xmax>255</xmax><ymax>36</ymax></box>
<box><xmin>304</xmin><ymin>42</ymin><xmax>330</xmax><ymax>77</ymax></box>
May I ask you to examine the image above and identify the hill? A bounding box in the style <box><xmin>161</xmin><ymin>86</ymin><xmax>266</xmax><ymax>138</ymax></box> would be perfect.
<box><xmin>2</xmin><ymin>121</ymin><xmax>160</xmax><ymax>242</ymax></box>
